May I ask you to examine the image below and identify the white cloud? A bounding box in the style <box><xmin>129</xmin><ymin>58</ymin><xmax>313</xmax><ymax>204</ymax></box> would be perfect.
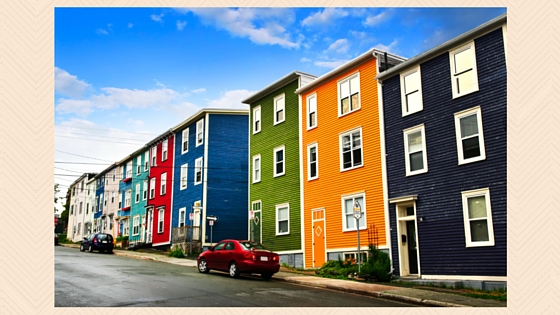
<box><xmin>300</xmin><ymin>57</ymin><xmax>311</xmax><ymax>63</ymax></box>
<box><xmin>177</xmin><ymin>20</ymin><xmax>187</xmax><ymax>30</ymax></box>
<box><xmin>188</xmin><ymin>8</ymin><xmax>301</xmax><ymax>49</ymax></box>
<box><xmin>95</xmin><ymin>28</ymin><xmax>109</xmax><ymax>35</ymax></box>
<box><xmin>55</xmin><ymin>67</ymin><xmax>91</xmax><ymax>98</ymax></box>
<box><xmin>314</xmin><ymin>59</ymin><xmax>350</xmax><ymax>69</ymax></box>
<box><xmin>127</xmin><ymin>118</ymin><xmax>145</xmax><ymax>127</ymax></box>
<box><xmin>128</xmin><ymin>23</ymin><xmax>134</xmax><ymax>28</ymax></box>
<box><xmin>373</xmin><ymin>39</ymin><xmax>400</xmax><ymax>54</ymax></box>
<box><xmin>191</xmin><ymin>88</ymin><xmax>206</xmax><ymax>94</ymax></box>
<box><xmin>207</xmin><ymin>89</ymin><xmax>255</xmax><ymax>109</ymax></box>
<box><xmin>363</xmin><ymin>10</ymin><xmax>391</xmax><ymax>27</ymax></box>
<box><xmin>301</xmin><ymin>8</ymin><xmax>348</xmax><ymax>28</ymax></box>
<box><xmin>325</xmin><ymin>39</ymin><xmax>350</xmax><ymax>54</ymax></box>
<box><xmin>151</xmin><ymin>14</ymin><xmax>164</xmax><ymax>22</ymax></box>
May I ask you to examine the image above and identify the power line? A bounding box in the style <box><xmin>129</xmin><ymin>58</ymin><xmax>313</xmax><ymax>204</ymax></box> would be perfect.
<box><xmin>55</xmin><ymin>130</ymin><xmax>153</xmax><ymax>142</ymax></box>
<box><xmin>56</xmin><ymin>134</ymin><xmax>147</xmax><ymax>145</ymax></box>
<box><xmin>55</xmin><ymin>150</ymin><xmax>115</xmax><ymax>162</ymax></box>
<box><xmin>56</xmin><ymin>125</ymin><xmax>160</xmax><ymax>136</ymax></box>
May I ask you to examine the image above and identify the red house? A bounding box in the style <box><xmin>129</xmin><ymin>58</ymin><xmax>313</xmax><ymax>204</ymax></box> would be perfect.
<box><xmin>145</xmin><ymin>130</ymin><xmax>175</xmax><ymax>247</ymax></box>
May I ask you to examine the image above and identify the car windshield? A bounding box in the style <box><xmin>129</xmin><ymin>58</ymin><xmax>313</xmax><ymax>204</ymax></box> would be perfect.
<box><xmin>239</xmin><ymin>241</ymin><xmax>270</xmax><ymax>251</ymax></box>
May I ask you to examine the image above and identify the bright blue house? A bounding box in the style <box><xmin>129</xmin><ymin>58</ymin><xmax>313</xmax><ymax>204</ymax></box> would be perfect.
<box><xmin>377</xmin><ymin>14</ymin><xmax>507</xmax><ymax>289</ymax></box>
<box><xmin>117</xmin><ymin>156</ymin><xmax>133</xmax><ymax>238</ymax></box>
<box><xmin>170</xmin><ymin>109</ymin><xmax>249</xmax><ymax>249</ymax></box>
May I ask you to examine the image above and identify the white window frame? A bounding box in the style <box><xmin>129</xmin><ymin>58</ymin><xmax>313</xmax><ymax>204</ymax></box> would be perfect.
<box><xmin>112</xmin><ymin>170</ymin><xmax>116</xmax><ymax>182</ymax></box>
<box><xmin>111</xmin><ymin>191</ymin><xmax>115</xmax><ymax>203</ymax></box>
<box><xmin>136</xmin><ymin>156</ymin><xmax>142</xmax><ymax>175</ymax></box>
<box><xmin>162</xmin><ymin>139</ymin><xmax>168</xmax><ymax>161</ymax></box>
<box><xmin>125</xmin><ymin>189</ymin><xmax>131</xmax><ymax>207</ymax></box>
<box><xmin>275</xmin><ymin>203</ymin><xmax>290</xmax><ymax>236</ymax></box>
<box><xmin>274</xmin><ymin>94</ymin><xmax>285</xmax><ymax>125</ymax></box>
<box><xmin>449</xmin><ymin>41</ymin><xmax>479</xmax><ymax>98</ymax></box>
<box><xmin>196</xmin><ymin>119</ymin><xmax>204</xmax><ymax>147</ymax></box>
<box><xmin>339</xmin><ymin>127</ymin><xmax>363</xmax><ymax>172</ymax></box>
<box><xmin>126</xmin><ymin>161</ymin><xmax>132</xmax><ymax>179</ymax></box>
<box><xmin>135</xmin><ymin>183</ymin><xmax>140</xmax><ymax>204</ymax></box>
<box><xmin>180</xmin><ymin>163</ymin><xmax>188</xmax><ymax>190</ymax></box>
<box><xmin>400</xmin><ymin>66</ymin><xmax>423</xmax><ymax>116</ymax></box>
<box><xmin>144</xmin><ymin>151</ymin><xmax>149</xmax><ymax>171</ymax></box>
<box><xmin>182</xmin><ymin>128</ymin><xmax>189</xmax><ymax>154</ymax></box>
<box><xmin>252</xmin><ymin>154</ymin><xmax>261</xmax><ymax>183</ymax></box>
<box><xmin>133</xmin><ymin>215</ymin><xmax>140</xmax><ymax>235</ymax></box>
<box><xmin>150</xmin><ymin>178</ymin><xmax>156</xmax><ymax>199</ymax></box>
<box><xmin>160</xmin><ymin>172</ymin><xmax>167</xmax><ymax>196</ymax></box>
<box><xmin>118</xmin><ymin>191</ymin><xmax>122</xmax><ymax>209</ymax></box>
<box><xmin>179</xmin><ymin>207</ymin><xmax>186</xmax><ymax>227</ymax></box>
<box><xmin>462</xmin><ymin>188</ymin><xmax>494</xmax><ymax>247</ymax></box>
<box><xmin>342</xmin><ymin>193</ymin><xmax>366</xmax><ymax>232</ymax></box>
<box><xmin>143</xmin><ymin>180</ymin><xmax>148</xmax><ymax>200</ymax></box>
<box><xmin>403</xmin><ymin>124</ymin><xmax>428</xmax><ymax>176</ymax></box>
<box><xmin>158</xmin><ymin>208</ymin><xmax>164</xmax><ymax>233</ymax></box>
<box><xmin>307</xmin><ymin>143</ymin><xmax>318</xmax><ymax>181</ymax></box>
<box><xmin>194</xmin><ymin>157</ymin><xmax>203</xmax><ymax>185</ymax></box>
<box><xmin>338</xmin><ymin>72</ymin><xmax>361</xmax><ymax>117</ymax></box>
<box><xmin>306</xmin><ymin>93</ymin><xmax>317</xmax><ymax>130</ymax></box>
<box><xmin>151</xmin><ymin>146</ymin><xmax>157</xmax><ymax>167</ymax></box>
<box><xmin>454</xmin><ymin>106</ymin><xmax>486</xmax><ymax>165</ymax></box>
<box><xmin>273</xmin><ymin>145</ymin><xmax>285</xmax><ymax>177</ymax></box>
<box><xmin>253</xmin><ymin>106</ymin><xmax>261</xmax><ymax>134</ymax></box>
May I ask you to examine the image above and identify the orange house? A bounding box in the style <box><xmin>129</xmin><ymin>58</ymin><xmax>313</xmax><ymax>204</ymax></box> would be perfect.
<box><xmin>296</xmin><ymin>49</ymin><xmax>405</xmax><ymax>268</ymax></box>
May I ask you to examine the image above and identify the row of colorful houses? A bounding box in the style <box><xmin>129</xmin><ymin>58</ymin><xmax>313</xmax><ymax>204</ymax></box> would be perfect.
<box><xmin>65</xmin><ymin>14</ymin><xmax>506</xmax><ymax>285</ymax></box>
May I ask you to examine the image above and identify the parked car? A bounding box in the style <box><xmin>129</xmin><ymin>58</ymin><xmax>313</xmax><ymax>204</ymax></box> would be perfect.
<box><xmin>55</xmin><ymin>233</ymin><xmax>59</xmax><ymax>246</ymax></box>
<box><xmin>80</xmin><ymin>233</ymin><xmax>114</xmax><ymax>253</ymax></box>
<box><xmin>197</xmin><ymin>240</ymin><xmax>280</xmax><ymax>280</ymax></box>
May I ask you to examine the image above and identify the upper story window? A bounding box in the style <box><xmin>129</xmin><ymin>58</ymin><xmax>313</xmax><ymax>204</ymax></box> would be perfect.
<box><xmin>182</xmin><ymin>128</ymin><xmax>189</xmax><ymax>154</ymax></box>
<box><xmin>112</xmin><ymin>170</ymin><xmax>116</xmax><ymax>182</ymax></box>
<box><xmin>462</xmin><ymin>188</ymin><xmax>494</xmax><ymax>247</ymax></box>
<box><xmin>252</xmin><ymin>154</ymin><xmax>261</xmax><ymax>183</ymax></box>
<box><xmin>338</xmin><ymin>72</ymin><xmax>360</xmax><ymax>117</ymax></box>
<box><xmin>196</xmin><ymin>119</ymin><xmax>204</xmax><ymax>147</ymax></box>
<box><xmin>454</xmin><ymin>106</ymin><xmax>485</xmax><ymax>165</ymax></box>
<box><xmin>342</xmin><ymin>194</ymin><xmax>366</xmax><ymax>232</ymax></box>
<box><xmin>400</xmin><ymin>66</ymin><xmax>423</xmax><ymax>116</ymax></box>
<box><xmin>160</xmin><ymin>172</ymin><xmax>167</xmax><ymax>196</ymax></box>
<box><xmin>307</xmin><ymin>93</ymin><xmax>317</xmax><ymax>130</ymax></box>
<box><xmin>149</xmin><ymin>178</ymin><xmax>155</xmax><ymax>199</ymax></box>
<box><xmin>180</xmin><ymin>163</ymin><xmax>188</xmax><ymax>190</ymax></box>
<box><xmin>144</xmin><ymin>151</ymin><xmax>149</xmax><ymax>171</ymax></box>
<box><xmin>136</xmin><ymin>156</ymin><xmax>141</xmax><ymax>175</ymax></box>
<box><xmin>118</xmin><ymin>191</ymin><xmax>122</xmax><ymax>208</ymax></box>
<box><xmin>404</xmin><ymin>124</ymin><xmax>428</xmax><ymax>176</ymax></box>
<box><xmin>126</xmin><ymin>161</ymin><xmax>132</xmax><ymax>178</ymax></box>
<box><xmin>449</xmin><ymin>41</ymin><xmax>479</xmax><ymax>98</ymax></box>
<box><xmin>151</xmin><ymin>146</ymin><xmax>157</xmax><ymax>167</ymax></box>
<box><xmin>143</xmin><ymin>180</ymin><xmax>148</xmax><ymax>200</ymax></box>
<box><xmin>274</xmin><ymin>146</ymin><xmax>285</xmax><ymax>177</ymax></box>
<box><xmin>162</xmin><ymin>139</ymin><xmax>168</xmax><ymax>161</ymax></box>
<box><xmin>135</xmin><ymin>183</ymin><xmax>140</xmax><ymax>203</ymax></box>
<box><xmin>194</xmin><ymin>157</ymin><xmax>203</xmax><ymax>185</ymax></box>
<box><xmin>125</xmin><ymin>189</ymin><xmax>131</xmax><ymax>207</ymax></box>
<box><xmin>340</xmin><ymin>127</ymin><xmax>363</xmax><ymax>171</ymax></box>
<box><xmin>274</xmin><ymin>94</ymin><xmax>285</xmax><ymax>125</ymax></box>
<box><xmin>307</xmin><ymin>143</ymin><xmax>318</xmax><ymax>181</ymax></box>
<box><xmin>253</xmin><ymin>106</ymin><xmax>261</xmax><ymax>134</ymax></box>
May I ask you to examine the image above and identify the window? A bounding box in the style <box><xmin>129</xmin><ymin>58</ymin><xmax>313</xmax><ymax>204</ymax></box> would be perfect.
<box><xmin>104</xmin><ymin>194</ymin><xmax>107</xmax><ymax>207</ymax></box>
<box><xmin>340</xmin><ymin>128</ymin><xmax>363</xmax><ymax>171</ymax></box>
<box><xmin>180</xmin><ymin>163</ymin><xmax>188</xmax><ymax>190</ymax></box>
<box><xmin>136</xmin><ymin>156</ymin><xmax>141</xmax><ymax>175</ymax></box>
<box><xmin>343</xmin><ymin>252</ymin><xmax>368</xmax><ymax>262</ymax></box>
<box><xmin>462</xmin><ymin>188</ymin><xmax>494</xmax><ymax>247</ymax></box>
<box><xmin>182</xmin><ymin>128</ymin><xmax>189</xmax><ymax>154</ymax></box>
<box><xmin>274</xmin><ymin>146</ymin><xmax>285</xmax><ymax>177</ymax></box>
<box><xmin>158</xmin><ymin>209</ymin><xmax>164</xmax><ymax>233</ymax></box>
<box><xmin>307</xmin><ymin>93</ymin><xmax>317</xmax><ymax>129</ymax></box>
<box><xmin>144</xmin><ymin>151</ymin><xmax>149</xmax><ymax>171</ymax></box>
<box><xmin>160</xmin><ymin>173</ymin><xmax>167</xmax><ymax>196</ymax></box>
<box><xmin>400</xmin><ymin>66</ymin><xmax>423</xmax><ymax>115</ymax></box>
<box><xmin>151</xmin><ymin>146</ymin><xmax>157</xmax><ymax>166</ymax></box>
<box><xmin>179</xmin><ymin>208</ymin><xmax>186</xmax><ymax>227</ymax></box>
<box><xmin>111</xmin><ymin>191</ymin><xmax>115</xmax><ymax>203</ymax></box>
<box><xmin>276</xmin><ymin>204</ymin><xmax>289</xmax><ymax>235</ymax></box>
<box><xmin>133</xmin><ymin>216</ymin><xmax>139</xmax><ymax>235</ymax></box>
<box><xmin>454</xmin><ymin>106</ymin><xmax>486</xmax><ymax>164</ymax></box>
<box><xmin>72</xmin><ymin>187</ymin><xmax>75</xmax><ymax>196</ymax></box>
<box><xmin>274</xmin><ymin>94</ymin><xmax>285</xmax><ymax>125</ymax></box>
<box><xmin>105</xmin><ymin>177</ymin><xmax>108</xmax><ymax>185</ymax></box>
<box><xmin>86</xmin><ymin>203</ymin><xmax>89</xmax><ymax>214</ymax></box>
<box><xmin>342</xmin><ymin>194</ymin><xmax>366</xmax><ymax>232</ymax></box>
<box><xmin>70</xmin><ymin>204</ymin><xmax>74</xmax><ymax>215</ymax></box>
<box><xmin>450</xmin><ymin>42</ymin><xmax>479</xmax><ymax>98</ymax></box>
<box><xmin>338</xmin><ymin>73</ymin><xmax>360</xmax><ymax>116</ymax></box>
<box><xmin>126</xmin><ymin>161</ymin><xmax>132</xmax><ymax>178</ymax></box>
<box><xmin>143</xmin><ymin>180</ymin><xmax>148</xmax><ymax>200</ymax></box>
<box><xmin>252</xmin><ymin>155</ymin><xmax>261</xmax><ymax>183</ymax></box>
<box><xmin>308</xmin><ymin>143</ymin><xmax>318</xmax><ymax>180</ymax></box>
<box><xmin>118</xmin><ymin>191</ymin><xmax>122</xmax><ymax>208</ymax></box>
<box><xmin>135</xmin><ymin>183</ymin><xmax>140</xmax><ymax>203</ymax></box>
<box><xmin>120</xmin><ymin>166</ymin><xmax>124</xmax><ymax>180</ymax></box>
<box><xmin>79</xmin><ymin>202</ymin><xmax>83</xmax><ymax>214</ymax></box>
<box><xmin>150</xmin><ymin>178</ymin><xmax>156</xmax><ymax>199</ymax></box>
<box><xmin>196</xmin><ymin>119</ymin><xmax>204</xmax><ymax>147</ymax></box>
<box><xmin>194</xmin><ymin>157</ymin><xmax>203</xmax><ymax>185</ymax></box>
<box><xmin>253</xmin><ymin>106</ymin><xmax>261</xmax><ymax>134</ymax></box>
<box><xmin>112</xmin><ymin>170</ymin><xmax>116</xmax><ymax>182</ymax></box>
<box><xmin>125</xmin><ymin>189</ymin><xmax>131</xmax><ymax>207</ymax></box>
<box><xmin>404</xmin><ymin>125</ymin><xmax>428</xmax><ymax>176</ymax></box>
<box><xmin>162</xmin><ymin>139</ymin><xmax>168</xmax><ymax>161</ymax></box>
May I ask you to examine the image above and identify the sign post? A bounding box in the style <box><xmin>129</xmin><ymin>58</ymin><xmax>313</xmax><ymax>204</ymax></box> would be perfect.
<box><xmin>206</xmin><ymin>215</ymin><xmax>218</xmax><ymax>247</ymax></box>
<box><xmin>353</xmin><ymin>200</ymin><xmax>362</xmax><ymax>274</ymax></box>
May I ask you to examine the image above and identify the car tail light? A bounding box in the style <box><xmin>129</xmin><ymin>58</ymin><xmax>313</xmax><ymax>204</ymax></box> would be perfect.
<box><xmin>93</xmin><ymin>238</ymin><xmax>97</xmax><ymax>244</ymax></box>
<box><xmin>273</xmin><ymin>255</ymin><xmax>278</xmax><ymax>261</ymax></box>
<box><xmin>244</xmin><ymin>252</ymin><xmax>256</xmax><ymax>261</ymax></box>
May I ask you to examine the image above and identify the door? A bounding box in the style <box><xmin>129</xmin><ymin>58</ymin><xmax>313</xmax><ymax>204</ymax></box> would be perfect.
<box><xmin>312</xmin><ymin>209</ymin><xmax>326</xmax><ymax>268</ymax></box>
<box><xmin>251</xmin><ymin>211</ymin><xmax>262</xmax><ymax>243</ymax></box>
<box><xmin>193</xmin><ymin>209</ymin><xmax>201</xmax><ymax>241</ymax></box>
<box><xmin>146</xmin><ymin>210</ymin><xmax>153</xmax><ymax>243</ymax></box>
<box><xmin>396</xmin><ymin>204</ymin><xmax>419</xmax><ymax>277</ymax></box>
<box><xmin>406</xmin><ymin>220</ymin><xmax>418</xmax><ymax>274</ymax></box>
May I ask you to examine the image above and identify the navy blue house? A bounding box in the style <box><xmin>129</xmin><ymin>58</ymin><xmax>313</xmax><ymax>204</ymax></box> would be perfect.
<box><xmin>377</xmin><ymin>14</ymin><xmax>507</xmax><ymax>286</ymax></box>
<box><xmin>171</xmin><ymin>109</ymin><xmax>249</xmax><ymax>249</ymax></box>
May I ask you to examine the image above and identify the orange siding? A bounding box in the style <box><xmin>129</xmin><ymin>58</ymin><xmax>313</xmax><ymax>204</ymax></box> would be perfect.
<box><xmin>301</xmin><ymin>58</ymin><xmax>386</xmax><ymax>268</ymax></box>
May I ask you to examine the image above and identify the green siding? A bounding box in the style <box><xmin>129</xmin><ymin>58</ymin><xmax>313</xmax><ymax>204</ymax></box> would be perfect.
<box><xmin>249</xmin><ymin>79</ymin><xmax>302</xmax><ymax>252</ymax></box>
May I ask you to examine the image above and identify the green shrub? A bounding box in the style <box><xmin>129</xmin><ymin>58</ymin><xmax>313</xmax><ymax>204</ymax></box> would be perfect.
<box><xmin>167</xmin><ymin>248</ymin><xmax>185</xmax><ymax>258</ymax></box>
<box><xmin>116</xmin><ymin>235</ymin><xmax>129</xmax><ymax>242</ymax></box>
<box><xmin>362</xmin><ymin>244</ymin><xmax>391</xmax><ymax>282</ymax></box>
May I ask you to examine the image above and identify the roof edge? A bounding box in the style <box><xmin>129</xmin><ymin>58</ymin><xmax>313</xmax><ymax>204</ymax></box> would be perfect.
<box><xmin>241</xmin><ymin>70</ymin><xmax>318</xmax><ymax>104</ymax></box>
<box><xmin>170</xmin><ymin>108</ymin><xmax>249</xmax><ymax>132</ymax></box>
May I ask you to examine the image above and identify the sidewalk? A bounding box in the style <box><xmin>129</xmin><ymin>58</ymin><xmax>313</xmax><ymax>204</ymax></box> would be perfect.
<box><xmin>59</xmin><ymin>244</ymin><xmax>506</xmax><ymax>307</ymax></box>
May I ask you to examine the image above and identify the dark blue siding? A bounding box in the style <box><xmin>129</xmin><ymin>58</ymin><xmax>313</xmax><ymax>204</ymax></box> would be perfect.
<box><xmin>382</xmin><ymin>28</ymin><xmax>506</xmax><ymax>277</ymax></box>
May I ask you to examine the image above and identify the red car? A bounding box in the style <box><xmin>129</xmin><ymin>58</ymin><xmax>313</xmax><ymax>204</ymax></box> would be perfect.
<box><xmin>197</xmin><ymin>240</ymin><xmax>280</xmax><ymax>280</ymax></box>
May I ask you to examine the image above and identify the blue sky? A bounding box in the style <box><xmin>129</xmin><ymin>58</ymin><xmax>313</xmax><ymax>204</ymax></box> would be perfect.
<box><xmin>54</xmin><ymin>7</ymin><xmax>506</xmax><ymax>207</ymax></box>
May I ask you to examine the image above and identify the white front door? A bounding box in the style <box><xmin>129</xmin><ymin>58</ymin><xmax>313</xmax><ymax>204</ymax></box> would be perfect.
<box><xmin>146</xmin><ymin>210</ymin><xmax>153</xmax><ymax>243</ymax></box>
<box><xmin>193</xmin><ymin>209</ymin><xmax>201</xmax><ymax>241</ymax></box>
<box><xmin>396</xmin><ymin>203</ymin><xmax>420</xmax><ymax>277</ymax></box>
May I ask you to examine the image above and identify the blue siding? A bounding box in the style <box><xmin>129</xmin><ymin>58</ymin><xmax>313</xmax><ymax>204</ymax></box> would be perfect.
<box><xmin>382</xmin><ymin>28</ymin><xmax>506</xmax><ymax>277</ymax></box>
<box><xmin>94</xmin><ymin>177</ymin><xmax>104</xmax><ymax>219</ymax></box>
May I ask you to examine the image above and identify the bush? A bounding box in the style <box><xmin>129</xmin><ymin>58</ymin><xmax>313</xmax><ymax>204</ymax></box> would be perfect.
<box><xmin>168</xmin><ymin>248</ymin><xmax>185</xmax><ymax>258</ymax></box>
<box><xmin>116</xmin><ymin>235</ymin><xmax>129</xmax><ymax>242</ymax></box>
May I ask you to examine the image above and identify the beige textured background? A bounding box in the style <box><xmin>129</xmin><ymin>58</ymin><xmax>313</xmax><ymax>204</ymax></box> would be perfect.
<box><xmin>0</xmin><ymin>0</ymin><xmax>554</xmax><ymax>313</ymax></box>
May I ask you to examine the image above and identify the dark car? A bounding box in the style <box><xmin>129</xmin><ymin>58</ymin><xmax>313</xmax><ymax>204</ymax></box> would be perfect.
<box><xmin>80</xmin><ymin>233</ymin><xmax>114</xmax><ymax>253</ymax></box>
<box><xmin>197</xmin><ymin>240</ymin><xmax>280</xmax><ymax>280</ymax></box>
<box><xmin>55</xmin><ymin>233</ymin><xmax>59</xmax><ymax>246</ymax></box>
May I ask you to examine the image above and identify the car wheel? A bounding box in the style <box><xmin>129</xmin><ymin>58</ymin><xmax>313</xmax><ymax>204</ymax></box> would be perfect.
<box><xmin>229</xmin><ymin>262</ymin><xmax>239</xmax><ymax>278</ymax></box>
<box><xmin>198</xmin><ymin>258</ymin><xmax>210</xmax><ymax>273</ymax></box>
<box><xmin>80</xmin><ymin>244</ymin><xmax>85</xmax><ymax>252</ymax></box>
<box><xmin>88</xmin><ymin>245</ymin><xmax>93</xmax><ymax>253</ymax></box>
<box><xmin>261</xmin><ymin>273</ymin><xmax>273</xmax><ymax>281</ymax></box>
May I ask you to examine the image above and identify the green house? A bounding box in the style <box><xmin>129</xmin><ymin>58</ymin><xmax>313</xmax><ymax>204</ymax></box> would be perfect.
<box><xmin>242</xmin><ymin>71</ymin><xmax>316</xmax><ymax>268</ymax></box>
